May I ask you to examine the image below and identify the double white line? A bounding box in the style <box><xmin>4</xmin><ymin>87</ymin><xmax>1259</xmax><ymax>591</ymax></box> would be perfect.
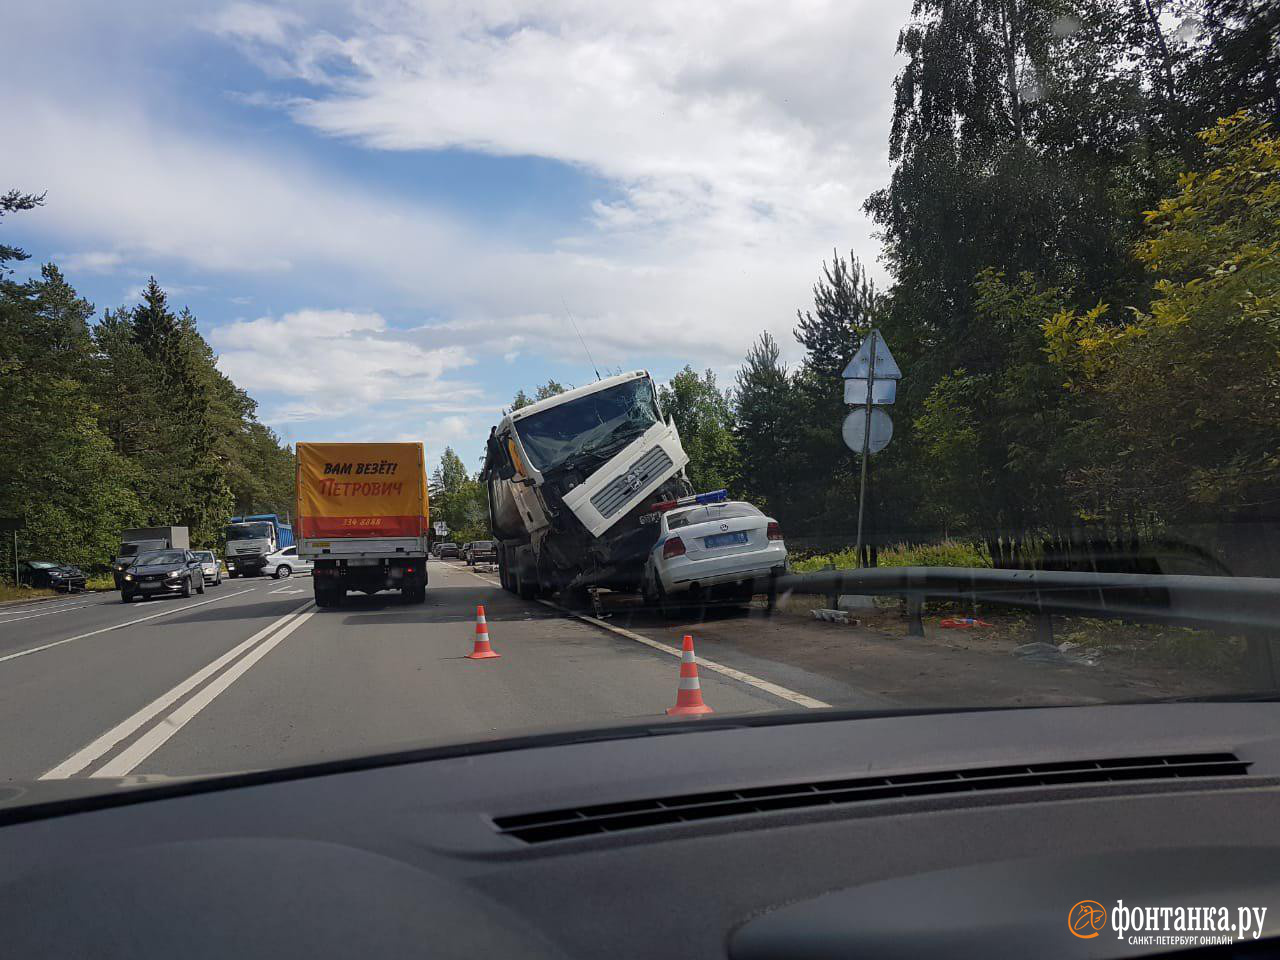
<box><xmin>41</xmin><ymin>599</ymin><xmax>317</xmax><ymax>780</ymax></box>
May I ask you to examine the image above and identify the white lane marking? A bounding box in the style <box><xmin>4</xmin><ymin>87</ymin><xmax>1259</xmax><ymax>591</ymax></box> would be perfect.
<box><xmin>0</xmin><ymin>589</ymin><xmax>257</xmax><ymax>666</ymax></box>
<box><xmin>92</xmin><ymin>603</ymin><xmax>317</xmax><ymax>777</ymax></box>
<box><xmin>40</xmin><ymin>597</ymin><xmax>312</xmax><ymax>780</ymax></box>
<box><xmin>0</xmin><ymin>604</ymin><xmax>92</xmax><ymax>625</ymax></box>
<box><xmin>457</xmin><ymin>566</ymin><xmax>829</xmax><ymax>710</ymax></box>
<box><xmin>269</xmin><ymin>586</ymin><xmax>307</xmax><ymax>594</ymax></box>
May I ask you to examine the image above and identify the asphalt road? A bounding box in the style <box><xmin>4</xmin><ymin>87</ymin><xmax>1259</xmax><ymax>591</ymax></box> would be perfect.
<box><xmin>0</xmin><ymin>561</ymin><xmax>857</xmax><ymax>785</ymax></box>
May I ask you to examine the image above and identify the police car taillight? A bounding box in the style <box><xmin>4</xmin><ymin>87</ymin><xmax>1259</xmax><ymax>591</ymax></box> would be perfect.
<box><xmin>767</xmin><ymin>521</ymin><xmax>783</xmax><ymax>541</ymax></box>
<box><xmin>662</xmin><ymin>537</ymin><xmax>687</xmax><ymax>560</ymax></box>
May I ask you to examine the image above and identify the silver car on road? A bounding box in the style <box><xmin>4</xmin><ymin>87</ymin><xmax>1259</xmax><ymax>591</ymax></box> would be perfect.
<box><xmin>193</xmin><ymin>550</ymin><xmax>223</xmax><ymax>586</ymax></box>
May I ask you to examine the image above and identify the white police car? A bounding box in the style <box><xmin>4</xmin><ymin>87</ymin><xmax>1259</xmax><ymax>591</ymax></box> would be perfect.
<box><xmin>641</xmin><ymin>490</ymin><xmax>786</xmax><ymax>614</ymax></box>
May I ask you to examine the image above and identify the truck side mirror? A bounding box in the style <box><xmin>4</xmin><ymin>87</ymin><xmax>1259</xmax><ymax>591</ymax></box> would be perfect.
<box><xmin>488</xmin><ymin>434</ymin><xmax>517</xmax><ymax>480</ymax></box>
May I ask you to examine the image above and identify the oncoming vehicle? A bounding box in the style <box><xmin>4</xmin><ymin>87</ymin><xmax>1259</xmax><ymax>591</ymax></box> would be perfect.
<box><xmin>437</xmin><ymin>542</ymin><xmax>460</xmax><ymax>560</ymax></box>
<box><xmin>642</xmin><ymin>491</ymin><xmax>786</xmax><ymax>613</ymax></box>
<box><xmin>261</xmin><ymin>546</ymin><xmax>313</xmax><ymax>579</ymax></box>
<box><xmin>119</xmin><ymin>549</ymin><xmax>206</xmax><ymax>602</ymax></box>
<box><xmin>223</xmin><ymin>515</ymin><xmax>294</xmax><ymax>578</ymax></box>
<box><xmin>466</xmin><ymin>540</ymin><xmax>497</xmax><ymax>565</ymax></box>
<box><xmin>112</xmin><ymin>526</ymin><xmax>189</xmax><ymax>588</ymax></box>
<box><xmin>192</xmin><ymin>550</ymin><xmax>222</xmax><ymax>586</ymax></box>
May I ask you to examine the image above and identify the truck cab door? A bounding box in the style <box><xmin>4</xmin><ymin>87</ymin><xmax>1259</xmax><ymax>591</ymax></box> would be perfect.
<box><xmin>503</xmin><ymin>434</ymin><xmax>550</xmax><ymax>533</ymax></box>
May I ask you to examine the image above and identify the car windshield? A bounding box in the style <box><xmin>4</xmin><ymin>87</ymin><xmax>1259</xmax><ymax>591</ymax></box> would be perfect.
<box><xmin>514</xmin><ymin>378</ymin><xmax>660</xmax><ymax>473</ymax></box>
<box><xmin>133</xmin><ymin>551</ymin><xmax>186</xmax><ymax>566</ymax></box>
<box><xmin>225</xmin><ymin>523</ymin><xmax>274</xmax><ymax>540</ymax></box>
<box><xmin>3</xmin><ymin>0</ymin><xmax>1277</xmax><ymax>821</ymax></box>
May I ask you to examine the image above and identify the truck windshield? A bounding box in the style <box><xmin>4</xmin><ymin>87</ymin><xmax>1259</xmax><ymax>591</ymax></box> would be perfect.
<box><xmin>225</xmin><ymin>522</ymin><xmax>274</xmax><ymax>540</ymax></box>
<box><xmin>514</xmin><ymin>378</ymin><xmax>660</xmax><ymax>473</ymax></box>
<box><xmin>119</xmin><ymin>540</ymin><xmax>165</xmax><ymax>556</ymax></box>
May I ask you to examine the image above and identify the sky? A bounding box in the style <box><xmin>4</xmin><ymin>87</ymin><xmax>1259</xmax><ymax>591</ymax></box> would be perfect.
<box><xmin>4</xmin><ymin>0</ymin><xmax>911</xmax><ymax>473</ymax></box>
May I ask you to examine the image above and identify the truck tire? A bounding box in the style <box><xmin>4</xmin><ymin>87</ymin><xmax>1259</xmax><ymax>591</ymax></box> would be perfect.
<box><xmin>403</xmin><ymin>573</ymin><xmax>427</xmax><ymax>604</ymax></box>
<box><xmin>498</xmin><ymin>545</ymin><xmax>516</xmax><ymax>594</ymax></box>
<box><xmin>314</xmin><ymin>582</ymin><xmax>341</xmax><ymax>608</ymax></box>
<box><xmin>515</xmin><ymin>548</ymin><xmax>539</xmax><ymax>601</ymax></box>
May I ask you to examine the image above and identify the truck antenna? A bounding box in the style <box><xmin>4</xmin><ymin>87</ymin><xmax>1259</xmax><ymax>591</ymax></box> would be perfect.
<box><xmin>562</xmin><ymin>298</ymin><xmax>601</xmax><ymax>381</ymax></box>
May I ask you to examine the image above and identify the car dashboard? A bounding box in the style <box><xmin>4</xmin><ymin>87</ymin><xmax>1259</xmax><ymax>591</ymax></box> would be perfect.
<box><xmin>2</xmin><ymin>702</ymin><xmax>1280</xmax><ymax>959</ymax></box>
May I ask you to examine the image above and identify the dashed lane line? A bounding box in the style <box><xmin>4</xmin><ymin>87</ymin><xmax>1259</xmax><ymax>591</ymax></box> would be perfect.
<box><xmin>457</xmin><ymin>566</ymin><xmax>830</xmax><ymax>710</ymax></box>
<box><xmin>0</xmin><ymin>589</ymin><xmax>257</xmax><ymax>666</ymax></box>
<box><xmin>0</xmin><ymin>604</ymin><xmax>92</xmax><ymax>625</ymax></box>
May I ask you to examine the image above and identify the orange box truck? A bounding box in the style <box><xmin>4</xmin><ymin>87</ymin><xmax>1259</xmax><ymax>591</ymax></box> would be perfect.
<box><xmin>296</xmin><ymin>442</ymin><xmax>430</xmax><ymax>607</ymax></box>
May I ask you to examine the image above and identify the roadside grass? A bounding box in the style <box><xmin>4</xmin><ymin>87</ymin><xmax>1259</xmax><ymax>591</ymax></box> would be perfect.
<box><xmin>84</xmin><ymin>575</ymin><xmax>117</xmax><ymax>591</ymax></box>
<box><xmin>790</xmin><ymin>539</ymin><xmax>991</xmax><ymax>573</ymax></box>
<box><xmin>0</xmin><ymin>585</ymin><xmax>57</xmax><ymax>603</ymax></box>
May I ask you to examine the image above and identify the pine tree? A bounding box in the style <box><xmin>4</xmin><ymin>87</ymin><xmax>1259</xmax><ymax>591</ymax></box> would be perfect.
<box><xmin>732</xmin><ymin>333</ymin><xmax>797</xmax><ymax>518</ymax></box>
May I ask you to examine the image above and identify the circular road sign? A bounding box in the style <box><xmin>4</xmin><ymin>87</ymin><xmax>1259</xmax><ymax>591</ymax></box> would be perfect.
<box><xmin>842</xmin><ymin>408</ymin><xmax>893</xmax><ymax>455</ymax></box>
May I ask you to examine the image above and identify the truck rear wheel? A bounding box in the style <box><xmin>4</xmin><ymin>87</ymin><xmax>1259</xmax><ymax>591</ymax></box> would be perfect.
<box><xmin>498</xmin><ymin>545</ymin><xmax>517</xmax><ymax>594</ymax></box>
<box><xmin>314</xmin><ymin>582</ymin><xmax>342</xmax><ymax>608</ymax></box>
<box><xmin>514</xmin><ymin>548</ymin><xmax>539</xmax><ymax>601</ymax></box>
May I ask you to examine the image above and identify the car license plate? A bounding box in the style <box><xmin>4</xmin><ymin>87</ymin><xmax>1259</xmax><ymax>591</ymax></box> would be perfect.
<box><xmin>704</xmin><ymin>531</ymin><xmax>748</xmax><ymax>549</ymax></box>
<box><xmin>139</xmin><ymin>582</ymin><xmax>160</xmax><ymax>590</ymax></box>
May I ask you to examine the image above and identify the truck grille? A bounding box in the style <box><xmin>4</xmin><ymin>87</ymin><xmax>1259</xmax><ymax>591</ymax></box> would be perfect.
<box><xmin>590</xmin><ymin>446</ymin><xmax>673</xmax><ymax>519</ymax></box>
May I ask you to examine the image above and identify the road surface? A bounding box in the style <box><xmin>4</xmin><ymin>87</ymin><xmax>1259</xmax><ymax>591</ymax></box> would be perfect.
<box><xmin>0</xmin><ymin>561</ymin><xmax>869</xmax><ymax>785</ymax></box>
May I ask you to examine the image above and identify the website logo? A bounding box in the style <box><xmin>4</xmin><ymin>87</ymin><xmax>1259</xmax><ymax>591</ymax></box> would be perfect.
<box><xmin>1069</xmin><ymin>901</ymin><xmax>1108</xmax><ymax>939</ymax></box>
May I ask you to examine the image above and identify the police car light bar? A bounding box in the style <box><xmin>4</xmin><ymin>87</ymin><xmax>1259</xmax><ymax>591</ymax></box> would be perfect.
<box><xmin>647</xmin><ymin>489</ymin><xmax>728</xmax><ymax>514</ymax></box>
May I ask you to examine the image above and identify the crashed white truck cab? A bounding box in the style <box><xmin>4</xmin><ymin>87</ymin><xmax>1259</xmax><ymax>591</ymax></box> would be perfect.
<box><xmin>483</xmin><ymin>370</ymin><xmax>692</xmax><ymax>599</ymax></box>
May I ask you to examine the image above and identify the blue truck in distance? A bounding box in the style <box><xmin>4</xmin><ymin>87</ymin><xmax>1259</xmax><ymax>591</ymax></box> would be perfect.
<box><xmin>223</xmin><ymin>514</ymin><xmax>295</xmax><ymax>577</ymax></box>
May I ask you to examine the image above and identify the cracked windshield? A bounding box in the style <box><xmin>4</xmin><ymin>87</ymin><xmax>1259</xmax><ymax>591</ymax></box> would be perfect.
<box><xmin>2</xmin><ymin>0</ymin><xmax>1277</xmax><ymax>797</ymax></box>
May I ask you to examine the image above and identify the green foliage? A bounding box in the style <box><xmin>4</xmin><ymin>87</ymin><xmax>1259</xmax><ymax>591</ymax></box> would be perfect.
<box><xmin>511</xmin><ymin>380</ymin><xmax>568</xmax><ymax>410</ymax></box>
<box><xmin>429</xmin><ymin>446</ymin><xmax>490</xmax><ymax>544</ymax></box>
<box><xmin>658</xmin><ymin>366</ymin><xmax>737</xmax><ymax>493</ymax></box>
<box><xmin>732</xmin><ymin>333</ymin><xmax>797</xmax><ymax>516</ymax></box>
<box><xmin>1</xmin><ymin>201</ymin><xmax>297</xmax><ymax>574</ymax></box>
<box><xmin>791</xmin><ymin>540</ymin><xmax>992</xmax><ymax>572</ymax></box>
<box><xmin>1044</xmin><ymin>111</ymin><xmax>1280</xmax><ymax>521</ymax></box>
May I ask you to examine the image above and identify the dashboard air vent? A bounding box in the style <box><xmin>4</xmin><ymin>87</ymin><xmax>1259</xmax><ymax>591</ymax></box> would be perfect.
<box><xmin>493</xmin><ymin>753</ymin><xmax>1249</xmax><ymax>844</ymax></box>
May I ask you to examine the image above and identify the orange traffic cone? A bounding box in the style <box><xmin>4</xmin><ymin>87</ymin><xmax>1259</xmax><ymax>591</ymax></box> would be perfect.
<box><xmin>666</xmin><ymin>635</ymin><xmax>712</xmax><ymax>716</ymax></box>
<box><xmin>467</xmin><ymin>604</ymin><xmax>501</xmax><ymax>659</ymax></box>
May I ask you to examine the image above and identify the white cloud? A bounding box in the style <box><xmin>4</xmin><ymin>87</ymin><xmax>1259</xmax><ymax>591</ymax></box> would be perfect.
<box><xmin>205</xmin><ymin>2</ymin><xmax>301</xmax><ymax>47</ymax></box>
<box><xmin>7</xmin><ymin>0</ymin><xmax>908</xmax><ymax>380</ymax></box>
<box><xmin>56</xmin><ymin>250</ymin><xmax>125</xmax><ymax>273</ymax></box>
<box><xmin>241</xmin><ymin>0</ymin><xmax>901</xmax><ymax>250</ymax></box>
<box><xmin>211</xmin><ymin>308</ymin><xmax>480</xmax><ymax>408</ymax></box>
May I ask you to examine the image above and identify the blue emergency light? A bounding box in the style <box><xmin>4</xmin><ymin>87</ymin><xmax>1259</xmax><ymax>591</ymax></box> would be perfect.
<box><xmin>648</xmin><ymin>489</ymin><xmax>729</xmax><ymax>513</ymax></box>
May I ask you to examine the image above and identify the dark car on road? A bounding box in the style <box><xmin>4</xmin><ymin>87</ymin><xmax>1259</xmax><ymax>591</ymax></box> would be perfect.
<box><xmin>18</xmin><ymin>560</ymin><xmax>87</xmax><ymax>592</ymax></box>
<box><xmin>465</xmin><ymin>540</ymin><xmax>497</xmax><ymax>565</ymax></box>
<box><xmin>119</xmin><ymin>549</ymin><xmax>207</xmax><ymax>603</ymax></box>
<box><xmin>437</xmin><ymin>542</ymin><xmax>460</xmax><ymax>560</ymax></box>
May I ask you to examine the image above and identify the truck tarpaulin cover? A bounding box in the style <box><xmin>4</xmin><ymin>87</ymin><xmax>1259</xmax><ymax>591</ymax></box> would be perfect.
<box><xmin>296</xmin><ymin>442</ymin><xmax>429</xmax><ymax>538</ymax></box>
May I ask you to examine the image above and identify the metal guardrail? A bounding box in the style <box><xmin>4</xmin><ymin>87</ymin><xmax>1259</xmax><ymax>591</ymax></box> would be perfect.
<box><xmin>761</xmin><ymin>566</ymin><xmax>1280</xmax><ymax>687</ymax></box>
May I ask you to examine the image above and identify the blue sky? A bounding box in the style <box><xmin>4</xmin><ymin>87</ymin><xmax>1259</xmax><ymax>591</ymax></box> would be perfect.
<box><xmin>5</xmin><ymin>0</ymin><xmax>908</xmax><ymax>473</ymax></box>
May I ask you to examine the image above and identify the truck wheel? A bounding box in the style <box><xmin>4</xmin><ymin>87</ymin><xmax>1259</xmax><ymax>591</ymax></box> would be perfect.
<box><xmin>498</xmin><ymin>546</ymin><xmax>516</xmax><ymax>594</ymax></box>
<box><xmin>314</xmin><ymin>583</ymin><xmax>340</xmax><ymax>608</ymax></box>
<box><xmin>512</xmin><ymin>547</ymin><xmax>538</xmax><ymax>600</ymax></box>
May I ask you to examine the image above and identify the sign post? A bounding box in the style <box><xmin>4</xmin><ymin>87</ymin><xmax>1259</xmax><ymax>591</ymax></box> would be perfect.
<box><xmin>841</xmin><ymin>330</ymin><xmax>902</xmax><ymax>567</ymax></box>
<box><xmin>0</xmin><ymin>518</ymin><xmax>23</xmax><ymax>586</ymax></box>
